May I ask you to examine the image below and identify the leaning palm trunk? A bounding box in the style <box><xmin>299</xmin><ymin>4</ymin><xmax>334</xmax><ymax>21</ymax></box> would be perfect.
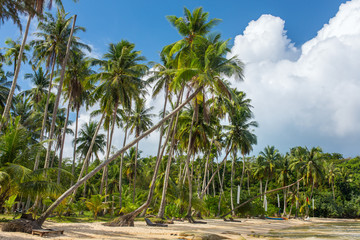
<box><xmin>57</xmin><ymin>97</ymin><xmax>71</xmax><ymax>184</ymax></box>
<box><xmin>35</xmin><ymin>87</ymin><xmax>202</xmax><ymax>226</ymax></box>
<box><xmin>0</xmin><ymin>14</ymin><xmax>32</xmax><ymax>131</ymax></box>
<box><xmin>71</xmin><ymin>107</ymin><xmax>80</xmax><ymax>186</ymax></box>
<box><xmin>44</xmin><ymin>15</ymin><xmax>77</xmax><ymax>169</ymax></box>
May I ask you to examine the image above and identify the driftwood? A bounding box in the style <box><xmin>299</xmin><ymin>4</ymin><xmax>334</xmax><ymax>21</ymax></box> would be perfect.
<box><xmin>221</xmin><ymin>177</ymin><xmax>304</xmax><ymax>218</ymax></box>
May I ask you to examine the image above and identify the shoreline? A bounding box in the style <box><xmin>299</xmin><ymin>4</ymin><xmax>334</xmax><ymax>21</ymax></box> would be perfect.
<box><xmin>1</xmin><ymin>218</ymin><xmax>359</xmax><ymax>239</ymax></box>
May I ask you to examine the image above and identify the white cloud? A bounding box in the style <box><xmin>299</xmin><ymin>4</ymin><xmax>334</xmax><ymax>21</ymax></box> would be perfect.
<box><xmin>229</xmin><ymin>0</ymin><xmax>360</xmax><ymax>157</ymax></box>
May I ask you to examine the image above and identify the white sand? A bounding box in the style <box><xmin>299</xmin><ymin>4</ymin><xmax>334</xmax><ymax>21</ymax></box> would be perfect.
<box><xmin>1</xmin><ymin>218</ymin><xmax>349</xmax><ymax>240</ymax></box>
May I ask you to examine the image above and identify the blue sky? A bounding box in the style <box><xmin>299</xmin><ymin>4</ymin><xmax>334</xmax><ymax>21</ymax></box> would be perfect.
<box><xmin>1</xmin><ymin>0</ymin><xmax>360</xmax><ymax>158</ymax></box>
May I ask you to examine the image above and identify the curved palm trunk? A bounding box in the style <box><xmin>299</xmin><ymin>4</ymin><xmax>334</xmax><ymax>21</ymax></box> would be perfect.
<box><xmin>0</xmin><ymin>14</ymin><xmax>32</xmax><ymax>131</ymax></box>
<box><xmin>57</xmin><ymin>99</ymin><xmax>71</xmax><ymax>184</ymax></box>
<box><xmin>44</xmin><ymin>15</ymin><xmax>77</xmax><ymax>169</ymax></box>
<box><xmin>35</xmin><ymin>87</ymin><xmax>202</xmax><ymax>226</ymax></box>
<box><xmin>34</xmin><ymin>54</ymin><xmax>56</xmax><ymax>170</ymax></box>
<box><xmin>71</xmin><ymin>107</ymin><xmax>79</xmax><ymax>186</ymax></box>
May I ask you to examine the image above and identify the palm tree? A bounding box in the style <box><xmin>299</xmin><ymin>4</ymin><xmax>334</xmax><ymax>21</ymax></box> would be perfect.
<box><xmin>0</xmin><ymin>70</ymin><xmax>16</xmax><ymax>112</ymax></box>
<box><xmin>0</xmin><ymin>0</ymin><xmax>65</xmax><ymax>132</ymax></box>
<box><xmin>128</xmin><ymin>98</ymin><xmax>154</xmax><ymax>203</ymax></box>
<box><xmin>277</xmin><ymin>155</ymin><xmax>292</xmax><ymax>216</ymax></box>
<box><xmin>31</xmin><ymin>9</ymin><xmax>87</xmax><ymax>170</ymax></box>
<box><xmin>259</xmin><ymin>146</ymin><xmax>281</xmax><ymax>196</ymax></box>
<box><xmin>0</xmin><ymin>0</ymin><xmax>37</xmax><ymax>30</ymax></box>
<box><xmin>23</xmin><ymin>65</ymin><xmax>49</xmax><ymax>105</ymax></box>
<box><xmin>56</xmin><ymin>51</ymin><xmax>95</xmax><ymax>184</ymax></box>
<box><xmin>2</xmin><ymin>38</ymin><xmax>30</xmax><ymax>73</ymax></box>
<box><xmin>92</xmin><ymin>40</ymin><xmax>147</xmax><ymax>197</ymax></box>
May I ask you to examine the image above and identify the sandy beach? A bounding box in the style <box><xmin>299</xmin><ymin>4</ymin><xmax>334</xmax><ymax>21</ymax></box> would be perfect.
<box><xmin>0</xmin><ymin>218</ymin><xmax>319</xmax><ymax>240</ymax></box>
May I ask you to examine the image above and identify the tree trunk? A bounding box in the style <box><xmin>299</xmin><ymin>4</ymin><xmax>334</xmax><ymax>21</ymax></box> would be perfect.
<box><xmin>230</xmin><ymin>150</ymin><xmax>235</xmax><ymax>216</ymax></box>
<box><xmin>34</xmin><ymin>53</ymin><xmax>57</xmax><ymax>171</ymax></box>
<box><xmin>157</xmin><ymin>89</ymin><xmax>183</xmax><ymax>218</ymax></box>
<box><xmin>132</xmin><ymin>141</ymin><xmax>139</xmax><ymax>203</ymax></box>
<box><xmin>44</xmin><ymin>15</ymin><xmax>77</xmax><ymax>169</ymax></box>
<box><xmin>71</xmin><ymin>107</ymin><xmax>79</xmax><ymax>186</ymax></box>
<box><xmin>282</xmin><ymin>188</ymin><xmax>287</xmax><ymax>217</ymax></box>
<box><xmin>57</xmin><ymin>98</ymin><xmax>71</xmax><ymax>184</ymax></box>
<box><xmin>35</xmin><ymin>86</ymin><xmax>202</xmax><ymax>226</ymax></box>
<box><xmin>118</xmin><ymin>126</ymin><xmax>128</xmax><ymax>209</ymax></box>
<box><xmin>239</xmin><ymin>153</ymin><xmax>246</xmax><ymax>196</ymax></box>
<box><xmin>100</xmin><ymin>125</ymin><xmax>111</xmax><ymax>195</ymax></box>
<box><xmin>185</xmin><ymin>109</ymin><xmax>197</xmax><ymax>217</ymax></box>
<box><xmin>200</xmin><ymin>147</ymin><xmax>231</xmax><ymax>198</ymax></box>
<box><xmin>0</xmin><ymin>14</ymin><xmax>32</xmax><ymax>131</ymax></box>
<box><xmin>332</xmin><ymin>181</ymin><xmax>335</xmax><ymax>201</ymax></box>
<box><xmin>201</xmin><ymin>138</ymin><xmax>214</xmax><ymax>199</ymax></box>
<box><xmin>217</xmin><ymin>156</ymin><xmax>227</xmax><ymax>217</ymax></box>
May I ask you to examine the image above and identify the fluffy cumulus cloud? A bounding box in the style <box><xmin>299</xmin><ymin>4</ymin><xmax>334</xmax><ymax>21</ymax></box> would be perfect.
<box><xmin>229</xmin><ymin>0</ymin><xmax>360</xmax><ymax>157</ymax></box>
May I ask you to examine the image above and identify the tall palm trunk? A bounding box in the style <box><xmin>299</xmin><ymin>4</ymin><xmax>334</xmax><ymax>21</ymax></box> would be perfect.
<box><xmin>71</xmin><ymin>107</ymin><xmax>79</xmax><ymax>186</ymax></box>
<box><xmin>185</xmin><ymin>109</ymin><xmax>197</xmax><ymax>217</ymax></box>
<box><xmin>201</xmin><ymin>138</ymin><xmax>214</xmax><ymax>199</ymax></box>
<box><xmin>157</xmin><ymin>88</ymin><xmax>184</xmax><ymax>218</ymax></box>
<box><xmin>240</xmin><ymin>153</ymin><xmax>246</xmax><ymax>194</ymax></box>
<box><xmin>100</xmin><ymin>126</ymin><xmax>110</xmax><ymax>195</ymax></box>
<box><xmin>230</xmin><ymin>150</ymin><xmax>235</xmax><ymax>216</ymax></box>
<box><xmin>118</xmin><ymin>126</ymin><xmax>128</xmax><ymax>209</ymax></box>
<box><xmin>0</xmin><ymin>14</ymin><xmax>32</xmax><ymax>131</ymax></box>
<box><xmin>34</xmin><ymin>54</ymin><xmax>56</xmax><ymax>170</ymax></box>
<box><xmin>282</xmin><ymin>188</ymin><xmax>287</xmax><ymax>217</ymax></box>
<box><xmin>332</xmin><ymin>181</ymin><xmax>335</xmax><ymax>200</ymax></box>
<box><xmin>44</xmin><ymin>15</ymin><xmax>77</xmax><ymax>169</ymax></box>
<box><xmin>132</xmin><ymin>141</ymin><xmax>139</xmax><ymax>203</ymax></box>
<box><xmin>217</xmin><ymin>156</ymin><xmax>227</xmax><ymax>216</ymax></box>
<box><xmin>200</xmin><ymin>147</ymin><xmax>231</xmax><ymax>198</ymax></box>
<box><xmin>36</xmin><ymin>87</ymin><xmax>202</xmax><ymax>226</ymax></box>
<box><xmin>57</xmin><ymin>98</ymin><xmax>71</xmax><ymax>184</ymax></box>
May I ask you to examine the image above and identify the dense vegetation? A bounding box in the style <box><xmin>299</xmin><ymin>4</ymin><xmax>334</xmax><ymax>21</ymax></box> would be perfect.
<box><xmin>0</xmin><ymin>2</ymin><xmax>359</xmax><ymax>230</ymax></box>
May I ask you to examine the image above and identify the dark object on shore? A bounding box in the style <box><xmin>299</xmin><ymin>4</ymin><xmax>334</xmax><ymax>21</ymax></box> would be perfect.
<box><xmin>223</xmin><ymin>217</ymin><xmax>242</xmax><ymax>222</ymax></box>
<box><xmin>265</xmin><ymin>216</ymin><xmax>287</xmax><ymax>220</ymax></box>
<box><xmin>32</xmin><ymin>229</ymin><xmax>64</xmax><ymax>237</ymax></box>
<box><xmin>144</xmin><ymin>218</ymin><xmax>168</xmax><ymax>227</ymax></box>
<box><xmin>2</xmin><ymin>218</ymin><xmax>41</xmax><ymax>234</ymax></box>
<box><xmin>186</xmin><ymin>216</ymin><xmax>207</xmax><ymax>224</ymax></box>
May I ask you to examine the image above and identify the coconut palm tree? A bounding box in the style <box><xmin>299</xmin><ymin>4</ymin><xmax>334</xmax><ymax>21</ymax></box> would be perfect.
<box><xmin>259</xmin><ymin>146</ymin><xmax>281</xmax><ymax>196</ymax></box>
<box><xmin>92</xmin><ymin>40</ymin><xmax>147</xmax><ymax>197</ymax></box>
<box><xmin>23</xmin><ymin>65</ymin><xmax>49</xmax><ymax>105</ymax></box>
<box><xmin>0</xmin><ymin>0</ymin><xmax>37</xmax><ymax>30</ymax></box>
<box><xmin>0</xmin><ymin>0</ymin><xmax>65</xmax><ymax>132</ymax></box>
<box><xmin>0</xmin><ymin>70</ymin><xmax>16</xmax><ymax>112</ymax></box>
<box><xmin>2</xmin><ymin>38</ymin><xmax>30</xmax><ymax>73</ymax></box>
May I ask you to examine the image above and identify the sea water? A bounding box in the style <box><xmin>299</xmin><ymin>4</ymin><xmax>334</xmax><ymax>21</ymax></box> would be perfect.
<box><xmin>265</xmin><ymin>221</ymin><xmax>360</xmax><ymax>240</ymax></box>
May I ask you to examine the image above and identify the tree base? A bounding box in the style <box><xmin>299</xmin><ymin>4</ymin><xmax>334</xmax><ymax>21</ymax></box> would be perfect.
<box><xmin>104</xmin><ymin>213</ymin><xmax>136</xmax><ymax>227</ymax></box>
<box><xmin>2</xmin><ymin>219</ymin><xmax>42</xmax><ymax>233</ymax></box>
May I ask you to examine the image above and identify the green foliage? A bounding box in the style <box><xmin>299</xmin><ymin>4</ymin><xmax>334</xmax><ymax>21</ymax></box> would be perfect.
<box><xmin>84</xmin><ymin>194</ymin><xmax>108</xmax><ymax>219</ymax></box>
<box><xmin>3</xmin><ymin>194</ymin><xmax>17</xmax><ymax>214</ymax></box>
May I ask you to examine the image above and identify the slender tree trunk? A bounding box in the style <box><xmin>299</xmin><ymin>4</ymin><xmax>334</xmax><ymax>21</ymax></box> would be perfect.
<box><xmin>332</xmin><ymin>181</ymin><xmax>335</xmax><ymax>201</ymax></box>
<box><xmin>34</xmin><ymin>54</ymin><xmax>57</xmax><ymax>171</ymax></box>
<box><xmin>247</xmin><ymin>173</ymin><xmax>250</xmax><ymax>195</ymax></box>
<box><xmin>185</xmin><ymin>109</ymin><xmax>197</xmax><ymax>217</ymax></box>
<box><xmin>57</xmin><ymin>98</ymin><xmax>71</xmax><ymax>184</ymax></box>
<box><xmin>44</xmin><ymin>15</ymin><xmax>77</xmax><ymax>169</ymax></box>
<box><xmin>0</xmin><ymin>14</ymin><xmax>32</xmax><ymax>131</ymax></box>
<box><xmin>295</xmin><ymin>181</ymin><xmax>299</xmax><ymax>218</ymax></box>
<box><xmin>200</xmin><ymin>147</ymin><xmax>231</xmax><ymax>198</ymax></box>
<box><xmin>118</xmin><ymin>126</ymin><xmax>128</xmax><ymax>209</ymax></box>
<box><xmin>217</xmin><ymin>156</ymin><xmax>227</xmax><ymax>216</ymax></box>
<box><xmin>100</xmin><ymin>126</ymin><xmax>111</xmax><ymax>195</ymax></box>
<box><xmin>72</xmin><ymin>113</ymin><xmax>105</xmax><ymax>198</ymax></box>
<box><xmin>36</xmin><ymin>87</ymin><xmax>202</xmax><ymax>226</ymax></box>
<box><xmin>230</xmin><ymin>150</ymin><xmax>235</xmax><ymax>216</ymax></box>
<box><xmin>260</xmin><ymin>179</ymin><xmax>263</xmax><ymax>200</ymax></box>
<box><xmin>71</xmin><ymin>107</ymin><xmax>79</xmax><ymax>186</ymax></box>
<box><xmin>282</xmin><ymin>188</ymin><xmax>287</xmax><ymax>217</ymax></box>
<box><xmin>239</xmin><ymin>154</ymin><xmax>246</xmax><ymax>195</ymax></box>
<box><xmin>157</xmin><ymin>89</ymin><xmax>183</xmax><ymax>218</ymax></box>
<box><xmin>132</xmin><ymin>141</ymin><xmax>139</xmax><ymax>203</ymax></box>
<box><xmin>201</xmin><ymin>138</ymin><xmax>214</xmax><ymax>199</ymax></box>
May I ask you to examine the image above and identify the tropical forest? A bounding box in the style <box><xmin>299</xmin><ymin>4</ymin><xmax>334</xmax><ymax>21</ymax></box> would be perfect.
<box><xmin>0</xmin><ymin>0</ymin><xmax>360</xmax><ymax>238</ymax></box>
